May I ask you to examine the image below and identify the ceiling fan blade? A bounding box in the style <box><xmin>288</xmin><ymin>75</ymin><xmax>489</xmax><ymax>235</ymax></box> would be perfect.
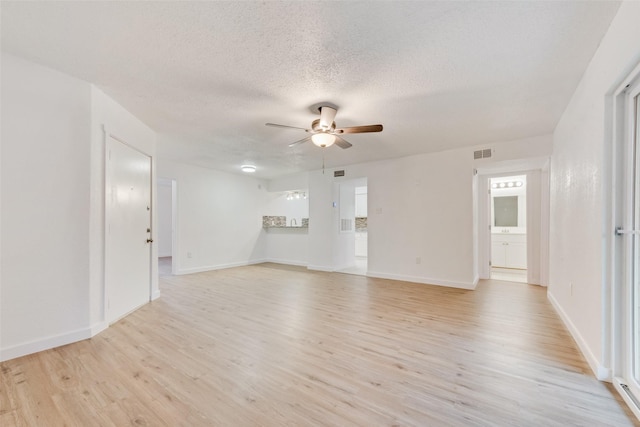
<box><xmin>319</xmin><ymin>106</ymin><xmax>337</xmax><ymax>130</ymax></box>
<box><xmin>335</xmin><ymin>124</ymin><xmax>383</xmax><ymax>134</ymax></box>
<box><xmin>288</xmin><ymin>136</ymin><xmax>312</xmax><ymax>147</ymax></box>
<box><xmin>266</xmin><ymin>123</ymin><xmax>309</xmax><ymax>131</ymax></box>
<box><xmin>334</xmin><ymin>136</ymin><xmax>352</xmax><ymax>149</ymax></box>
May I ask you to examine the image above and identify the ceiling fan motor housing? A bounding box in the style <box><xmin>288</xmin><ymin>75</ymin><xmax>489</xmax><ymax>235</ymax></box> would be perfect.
<box><xmin>311</xmin><ymin>119</ymin><xmax>336</xmax><ymax>133</ymax></box>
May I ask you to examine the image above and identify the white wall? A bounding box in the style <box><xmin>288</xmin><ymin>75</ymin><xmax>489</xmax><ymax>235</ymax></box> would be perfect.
<box><xmin>549</xmin><ymin>1</ymin><xmax>640</xmax><ymax>380</ymax></box>
<box><xmin>157</xmin><ymin>159</ymin><xmax>269</xmax><ymax>274</ymax></box>
<box><xmin>264</xmin><ymin>229</ymin><xmax>308</xmax><ymax>266</ymax></box>
<box><xmin>1</xmin><ymin>53</ymin><xmax>92</xmax><ymax>361</ymax></box>
<box><xmin>305</xmin><ymin>135</ymin><xmax>552</xmax><ymax>288</ymax></box>
<box><xmin>157</xmin><ymin>180</ymin><xmax>173</xmax><ymax>258</ymax></box>
<box><xmin>0</xmin><ymin>54</ymin><xmax>159</xmax><ymax>361</ymax></box>
<box><xmin>307</xmin><ymin>149</ymin><xmax>475</xmax><ymax>285</ymax></box>
<box><xmin>268</xmin><ymin>173</ymin><xmax>309</xmax><ymax>192</ymax></box>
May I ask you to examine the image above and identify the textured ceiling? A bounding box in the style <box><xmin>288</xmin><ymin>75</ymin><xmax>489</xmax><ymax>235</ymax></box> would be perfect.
<box><xmin>1</xmin><ymin>1</ymin><xmax>621</xmax><ymax>179</ymax></box>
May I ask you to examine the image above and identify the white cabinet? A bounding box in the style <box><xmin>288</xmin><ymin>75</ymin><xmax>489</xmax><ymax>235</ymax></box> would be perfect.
<box><xmin>355</xmin><ymin>232</ymin><xmax>368</xmax><ymax>257</ymax></box>
<box><xmin>491</xmin><ymin>233</ymin><xmax>526</xmax><ymax>269</ymax></box>
<box><xmin>355</xmin><ymin>193</ymin><xmax>367</xmax><ymax>217</ymax></box>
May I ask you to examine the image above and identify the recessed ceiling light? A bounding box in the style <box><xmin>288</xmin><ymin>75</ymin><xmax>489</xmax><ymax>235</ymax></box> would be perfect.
<box><xmin>241</xmin><ymin>164</ymin><xmax>256</xmax><ymax>173</ymax></box>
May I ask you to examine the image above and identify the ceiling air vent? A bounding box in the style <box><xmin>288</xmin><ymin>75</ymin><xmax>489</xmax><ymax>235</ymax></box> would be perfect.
<box><xmin>334</xmin><ymin>170</ymin><xmax>345</xmax><ymax>177</ymax></box>
<box><xmin>473</xmin><ymin>149</ymin><xmax>492</xmax><ymax>160</ymax></box>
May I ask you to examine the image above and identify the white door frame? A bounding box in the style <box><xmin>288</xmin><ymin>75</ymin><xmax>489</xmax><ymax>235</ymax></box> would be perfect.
<box><xmin>104</xmin><ymin>129</ymin><xmax>154</xmax><ymax>323</ymax></box>
<box><xmin>610</xmin><ymin>60</ymin><xmax>640</xmax><ymax>419</ymax></box>
<box><xmin>476</xmin><ymin>158</ymin><xmax>550</xmax><ymax>285</ymax></box>
<box><xmin>156</xmin><ymin>177</ymin><xmax>179</xmax><ymax>275</ymax></box>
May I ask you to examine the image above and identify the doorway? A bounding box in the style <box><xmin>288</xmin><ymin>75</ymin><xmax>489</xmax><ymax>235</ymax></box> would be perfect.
<box><xmin>490</xmin><ymin>175</ymin><xmax>527</xmax><ymax>283</ymax></box>
<box><xmin>353</xmin><ymin>185</ymin><xmax>368</xmax><ymax>274</ymax></box>
<box><xmin>157</xmin><ymin>178</ymin><xmax>175</xmax><ymax>277</ymax></box>
<box><xmin>105</xmin><ymin>135</ymin><xmax>153</xmax><ymax>323</ymax></box>
<box><xmin>476</xmin><ymin>161</ymin><xmax>549</xmax><ymax>286</ymax></box>
<box><xmin>336</xmin><ymin>178</ymin><xmax>368</xmax><ymax>276</ymax></box>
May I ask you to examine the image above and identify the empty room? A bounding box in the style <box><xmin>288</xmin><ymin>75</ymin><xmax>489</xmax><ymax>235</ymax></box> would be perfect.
<box><xmin>2</xmin><ymin>1</ymin><xmax>640</xmax><ymax>425</ymax></box>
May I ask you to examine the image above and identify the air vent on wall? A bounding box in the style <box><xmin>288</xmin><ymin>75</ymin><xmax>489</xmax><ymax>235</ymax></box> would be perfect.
<box><xmin>473</xmin><ymin>149</ymin><xmax>492</xmax><ymax>160</ymax></box>
<box><xmin>340</xmin><ymin>218</ymin><xmax>354</xmax><ymax>232</ymax></box>
<box><xmin>334</xmin><ymin>170</ymin><xmax>345</xmax><ymax>177</ymax></box>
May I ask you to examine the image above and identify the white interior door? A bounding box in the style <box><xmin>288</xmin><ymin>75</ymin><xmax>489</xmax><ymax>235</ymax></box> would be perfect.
<box><xmin>105</xmin><ymin>135</ymin><xmax>152</xmax><ymax>323</ymax></box>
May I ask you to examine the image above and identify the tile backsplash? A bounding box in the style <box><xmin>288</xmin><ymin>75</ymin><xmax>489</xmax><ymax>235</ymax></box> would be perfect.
<box><xmin>355</xmin><ymin>217</ymin><xmax>367</xmax><ymax>231</ymax></box>
<box><xmin>262</xmin><ymin>216</ymin><xmax>286</xmax><ymax>227</ymax></box>
<box><xmin>262</xmin><ymin>216</ymin><xmax>309</xmax><ymax>228</ymax></box>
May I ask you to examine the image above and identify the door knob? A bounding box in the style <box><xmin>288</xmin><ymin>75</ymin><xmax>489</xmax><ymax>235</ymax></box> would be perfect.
<box><xmin>146</xmin><ymin>238</ymin><xmax>154</xmax><ymax>243</ymax></box>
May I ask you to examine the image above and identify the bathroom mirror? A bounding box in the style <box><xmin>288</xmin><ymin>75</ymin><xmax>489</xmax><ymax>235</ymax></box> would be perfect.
<box><xmin>494</xmin><ymin>196</ymin><xmax>518</xmax><ymax>227</ymax></box>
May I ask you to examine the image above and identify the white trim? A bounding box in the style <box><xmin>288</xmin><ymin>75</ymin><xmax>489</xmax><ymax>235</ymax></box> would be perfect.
<box><xmin>477</xmin><ymin>174</ymin><xmax>491</xmax><ymax>280</ymax></box>
<box><xmin>614</xmin><ymin>377</ymin><xmax>640</xmax><ymax>421</ymax></box>
<box><xmin>609</xmin><ymin>60</ymin><xmax>640</xmax><ymax>411</ymax></box>
<box><xmin>151</xmin><ymin>290</ymin><xmax>161</xmax><ymax>301</ymax></box>
<box><xmin>476</xmin><ymin>161</ymin><xmax>550</xmax><ymax>287</ymax></box>
<box><xmin>171</xmin><ymin>179</ymin><xmax>178</xmax><ymax>275</ymax></box>
<box><xmin>0</xmin><ymin>327</ymin><xmax>92</xmax><ymax>362</ymax></box>
<box><xmin>307</xmin><ymin>265</ymin><xmax>335</xmax><ymax>272</ymax></box>
<box><xmin>175</xmin><ymin>259</ymin><xmax>267</xmax><ymax>275</ymax></box>
<box><xmin>367</xmin><ymin>271</ymin><xmax>477</xmax><ymax>290</ymax></box>
<box><xmin>263</xmin><ymin>258</ymin><xmax>308</xmax><ymax>267</ymax></box>
<box><xmin>107</xmin><ymin>301</ymin><xmax>150</xmax><ymax>326</ymax></box>
<box><xmin>90</xmin><ymin>321</ymin><xmax>109</xmax><ymax>336</ymax></box>
<box><xmin>548</xmin><ymin>291</ymin><xmax>611</xmax><ymax>381</ymax></box>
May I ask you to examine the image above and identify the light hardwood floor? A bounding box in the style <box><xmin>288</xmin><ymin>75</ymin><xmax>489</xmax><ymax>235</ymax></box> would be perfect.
<box><xmin>1</xmin><ymin>263</ymin><xmax>637</xmax><ymax>426</ymax></box>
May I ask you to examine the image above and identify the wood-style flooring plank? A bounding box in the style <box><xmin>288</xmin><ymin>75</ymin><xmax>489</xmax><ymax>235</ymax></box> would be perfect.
<box><xmin>1</xmin><ymin>262</ymin><xmax>637</xmax><ymax>426</ymax></box>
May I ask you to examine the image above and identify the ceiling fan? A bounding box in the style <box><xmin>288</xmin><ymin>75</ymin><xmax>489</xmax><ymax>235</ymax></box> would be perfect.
<box><xmin>266</xmin><ymin>105</ymin><xmax>383</xmax><ymax>149</ymax></box>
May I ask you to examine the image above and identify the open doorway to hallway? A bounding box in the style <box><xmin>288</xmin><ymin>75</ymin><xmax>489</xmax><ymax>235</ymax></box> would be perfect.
<box><xmin>337</xmin><ymin>180</ymin><xmax>368</xmax><ymax>276</ymax></box>
<box><xmin>490</xmin><ymin>175</ymin><xmax>527</xmax><ymax>283</ymax></box>
<box><xmin>157</xmin><ymin>177</ymin><xmax>175</xmax><ymax>277</ymax></box>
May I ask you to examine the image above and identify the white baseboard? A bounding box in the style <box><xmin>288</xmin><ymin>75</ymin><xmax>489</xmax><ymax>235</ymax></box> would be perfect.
<box><xmin>176</xmin><ymin>258</ymin><xmax>267</xmax><ymax>275</ymax></box>
<box><xmin>307</xmin><ymin>265</ymin><xmax>335</xmax><ymax>272</ymax></box>
<box><xmin>263</xmin><ymin>258</ymin><xmax>308</xmax><ymax>267</ymax></box>
<box><xmin>613</xmin><ymin>377</ymin><xmax>640</xmax><ymax>421</ymax></box>
<box><xmin>90</xmin><ymin>321</ymin><xmax>109</xmax><ymax>336</ymax></box>
<box><xmin>0</xmin><ymin>327</ymin><xmax>92</xmax><ymax>362</ymax></box>
<box><xmin>367</xmin><ymin>271</ymin><xmax>477</xmax><ymax>290</ymax></box>
<box><xmin>547</xmin><ymin>291</ymin><xmax>611</xmax><ymax>381</ymax></box>
<box><xmin>151</xmin><ymin>289</ymin><xmax>161</xmax><ymax>300</ymax></box>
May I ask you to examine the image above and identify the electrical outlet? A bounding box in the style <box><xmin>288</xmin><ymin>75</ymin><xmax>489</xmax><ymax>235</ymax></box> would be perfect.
<box><xmin>416</xmin><ymin>257</ymin><xmax>421</xmax><ymax>265</ymax></box>
<box><xmin>187</xmin><ymin>252</ymin><xmax>192</xmax><ymax>259</ymax></box>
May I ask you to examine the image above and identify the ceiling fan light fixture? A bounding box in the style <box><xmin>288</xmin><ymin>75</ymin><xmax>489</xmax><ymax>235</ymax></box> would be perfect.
<box><xmin>241</xmin><ymin>164</ymin><xmax>256</xmax><ymax>173</ymax></box>
<box><xmin>311</xmin><ymin>133</ymin><xmax>336</xmax><ymax>148</ymax></box>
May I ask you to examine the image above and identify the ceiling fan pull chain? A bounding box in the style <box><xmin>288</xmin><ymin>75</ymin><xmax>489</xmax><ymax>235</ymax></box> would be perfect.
<box><xmin>322</xmin><ymin>156</ymin><xmax>325</xmax><ymax>174</ymax></box>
